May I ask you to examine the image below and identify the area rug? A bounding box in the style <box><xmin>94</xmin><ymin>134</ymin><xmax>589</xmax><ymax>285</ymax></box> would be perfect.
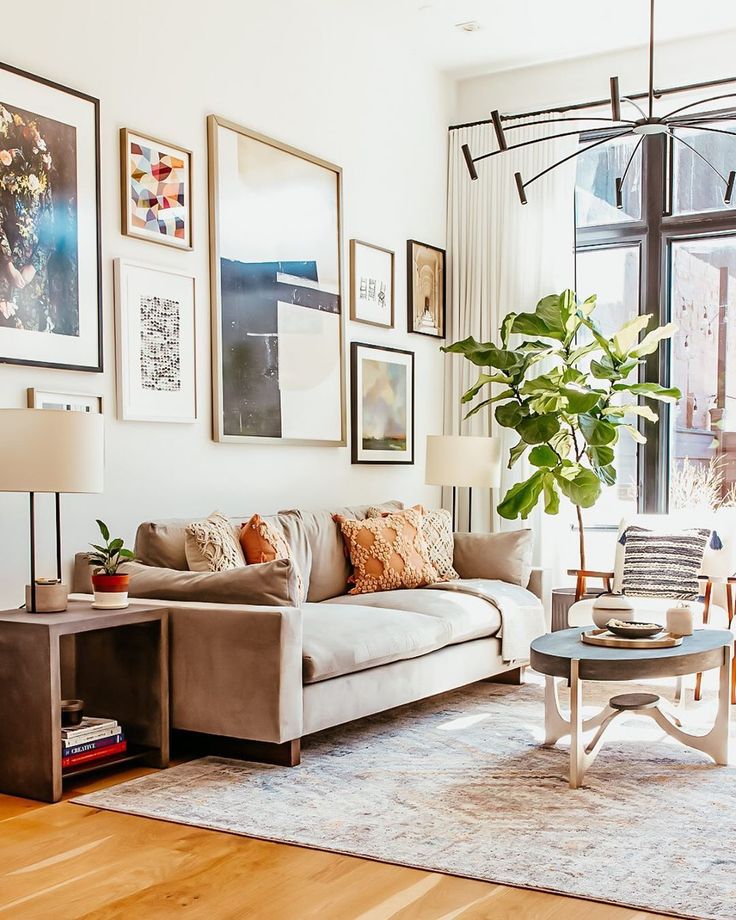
<box><xmin>74</xmin><ymin>672</ymin><xmax>736</xmax><ymax>919</ymax></box>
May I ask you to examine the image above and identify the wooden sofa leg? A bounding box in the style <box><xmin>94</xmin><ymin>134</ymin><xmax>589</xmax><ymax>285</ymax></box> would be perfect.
<box><xmin>172</xmin><ymin>730</ymin><xmax>301</xmax><ymax>767</ymax></box>
<box><xmin>485</xmin><ymin>666</ymin><xmax>524</xmax><ymax>686</ymax></box>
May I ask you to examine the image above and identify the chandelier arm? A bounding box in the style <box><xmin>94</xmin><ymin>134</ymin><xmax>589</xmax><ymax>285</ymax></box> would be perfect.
<box><xmin>519</xmin><ymin>133</ymin><xmax>627</xmax><ymax>197</ymax></box>
<box><xmin>670</xmin><ymin>133</ymin><xmax>728</xmax><ymax>184</ymax></box>
<box><xmin>622</xmin><ymin>97</ymin><xmax>648</xmax><ymax>120</ymax></box>
<box><xmin>663</xmin><ymin>93</ymin><xmax>736</xmax><ymax>121</ymax></box>
<box><xmin>668</xmin><ymin>122</ymin><xmax>736</xmax><ymax>140</ymax></box>
<box><xmin>502</xmin><ymin>116</ymin><xmax>636</xmax><ymax>131</ymax></box>
<box><xmin>648</xmin><ymin>0</ymin><xmax>656</xmax><ymax>119</ymax></box>
<box><xmin>617</xmin><ymin>135</ymin><xmax>644</xmax><ymax>194</ymax></box>
<box><xmin>472</xmin><ymin>127</ymin><xmax>631</xmax><ymax>166</ymax></box>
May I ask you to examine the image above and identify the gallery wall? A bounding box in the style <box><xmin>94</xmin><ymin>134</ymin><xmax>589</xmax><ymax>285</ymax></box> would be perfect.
<box><xmin>0</xmin><ymin>0</ymin><xmax>454</xmax><ymax>607</ymax></box>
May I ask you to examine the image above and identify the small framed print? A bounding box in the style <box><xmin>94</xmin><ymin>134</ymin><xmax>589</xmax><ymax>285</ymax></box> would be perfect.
<box><xmin>407</xmin><ymin>239</ymin><xmax>446</xmax><ymax>338</ymax></box>
<box><xmin>350</xmin><ymin>239</ymin><xmax>394</xmax><ymax>328</ymax></box>
<box><xmin>27</xmin><ymin>387</ymin><xmax>102</xmax><ymax>413</ymax></box>
<box><xmin>120</xmin><ymin>128</ymin><xmax>193</xmax><ymax>250</ymax></box>
<box><xmin>351</xmin><ymin>342</ymin><xmax>414</xmax><ymax>465</ymax></box>
<box><xmin>114</xmin><ymin>259</ymin><xmax>197</xmax><ymax>423</ymax></box>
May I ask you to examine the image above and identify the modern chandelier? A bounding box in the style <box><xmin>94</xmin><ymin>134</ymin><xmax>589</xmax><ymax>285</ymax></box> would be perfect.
<box><xmin>461</xmin><ymin>0</ymin><xmax>736</xmax><ymax>207</ymax></box>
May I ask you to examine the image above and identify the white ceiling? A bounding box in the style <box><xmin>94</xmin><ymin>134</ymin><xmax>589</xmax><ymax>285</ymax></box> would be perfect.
<box><xmin>399</xmin><ymin>0</ymin><xmax>736</xmax><ymax>76</ymax></box>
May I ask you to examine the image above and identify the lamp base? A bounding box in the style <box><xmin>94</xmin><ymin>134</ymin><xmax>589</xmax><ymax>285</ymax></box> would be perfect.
<box><xmin>25</xmin><ymin>582</ymin><xmax>69</xmax><ymax>613</ymax></box>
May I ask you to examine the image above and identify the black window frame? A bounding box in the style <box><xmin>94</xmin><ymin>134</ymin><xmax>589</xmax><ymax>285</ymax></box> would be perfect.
<box><xmin>575</xmin><ymin>117</ymin><xmax>736</xmax><ymax>514</ymax></box>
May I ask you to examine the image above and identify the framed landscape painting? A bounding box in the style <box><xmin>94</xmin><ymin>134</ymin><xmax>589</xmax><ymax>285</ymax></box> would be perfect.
<box><xmin>350</xmin><ymin>239</ymin><xmax>394</xmax><ymax>328</ymax></box>
<box><xmin>351</xmin><ymin>342</ymin><xmax>414</xmax><ymax>464</ymax></box>
<box><xmin>120</xmin><ymin>128</ymin><xmax>192</xmax><ymax>250</ymax></box>
<box><xmin>0</xmin><ymin>61</ymin><xmax>101</xmax><ymax>371</ymax></box>
<box><xmin>114</xmin><ymin>259</ymin><xmax>196</xmax><ymax>423</ymax></box>
<box><xmin>208</xmin><ymin>114</ymin><xmax>345</xmax><ymax>445</ymax></box>
<box><xmin>407</xmin><ymin>239</ymin><xmax>445</xmax><ymax>338</ymax></box>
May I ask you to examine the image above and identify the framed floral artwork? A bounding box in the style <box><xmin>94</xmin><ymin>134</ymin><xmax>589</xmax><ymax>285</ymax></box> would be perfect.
<box><xmin>120</xmin><ymin>128</ymin><xmax>193</xmax><ymax>250</ymax></box>
<box><xmin>351</xmin><ymin>341</ymin><xmax>414</xmax><ymax>464</ymax></box>
<box><xmin>407</xmin><ymin>239</ymin><xmax>446</xmax><ymax>338</ymax></box>
<box><xmin>349</xmin><ymin>239</ymin><xmax>394</xmax><ymax>328</ymax></box>
<box><xmin>0</xmin><ymin>61</ymin><xmax>102</xmax><ymax>371</ymax></box>
<box><xmin>114</xmin><ymin>259</ymin><xmax>197</xmax><ymax>423</ymax></box>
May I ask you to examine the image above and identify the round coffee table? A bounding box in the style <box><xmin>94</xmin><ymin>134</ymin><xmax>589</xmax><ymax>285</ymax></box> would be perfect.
<box><xmin>530</xmin><ymin>627</ymin><xmax>733</xmax><ymax>788</ymax></box>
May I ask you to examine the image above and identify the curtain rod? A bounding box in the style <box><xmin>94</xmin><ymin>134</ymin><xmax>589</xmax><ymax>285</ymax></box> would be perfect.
<box><xmin>448</xmin><ymin>74</ymin><xmax>736</xmax><ymax>131</ymax></box>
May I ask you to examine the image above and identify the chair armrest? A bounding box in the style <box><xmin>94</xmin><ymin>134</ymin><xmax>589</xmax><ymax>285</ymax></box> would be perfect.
<box><xmin>566</xmin><ymin>569</ymin><xmax>615</xmax><ymax>579</ymax></box>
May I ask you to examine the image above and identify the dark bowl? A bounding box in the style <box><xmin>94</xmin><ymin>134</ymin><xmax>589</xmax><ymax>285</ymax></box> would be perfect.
<box><xmin>606</xmin><ymin>621</ymin><xmax>664</xmax><ymax>639</ymax></box>
<box><xmin>61</xmin><ymin>699</ymin><xmax>84</xmax><ymax>727</ymax></box>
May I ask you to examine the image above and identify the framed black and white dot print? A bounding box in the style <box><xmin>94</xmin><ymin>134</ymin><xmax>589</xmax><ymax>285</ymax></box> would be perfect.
<box><xmin>207</xmin><ymin>115</ymin><xmax>345</xmax><ymax>445</ymax></box>
<box><xmin>114</xmin><ymin>259</ymin><xmax>196</xmax><ymax>422</ymax></box>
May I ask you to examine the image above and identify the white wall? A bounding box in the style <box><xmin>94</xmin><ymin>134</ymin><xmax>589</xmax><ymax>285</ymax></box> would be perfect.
<box><xmin>454</xmin><ymin>30</ymin><xmax>736</xmax><ymax>123</ymax></box>
<box><xmin>0</xmin><ymin>0</ymin><xmax>454</xmax><ymax>607</ymax></box>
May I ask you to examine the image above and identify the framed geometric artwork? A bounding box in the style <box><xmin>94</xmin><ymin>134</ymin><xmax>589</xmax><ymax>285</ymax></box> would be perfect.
<box><xmin>407</xmin><ymin>239</ymin><xmax>446</xmax><ymax>338</ymax></box>
<box><xmin>0</xmin><ymin>61</ymin><xmax>102</xmax><ymax>371</ymax></box>
<box><xmin>27</xmin><ymin>387</ymin><xmax>102</xmax><ymax>414</ymax></box>
<box><xmin>113</xmin><ymin>259</ymin><xmax>197</xmax><ymax>423</ymax></box>
<box><xmin>120</xmin><ymin>128</ymin><xmax>192</xmax><ymax>250</ymax></box>
<box><xmin>208</xmin><ymin>114</ymin><xmax>345</xmax><ymax>445</ymax></box>
<box><xmin>349</xmin><ymin>239</ymin><xmax>394</xmax><ymax>328</ymax></box>
<box><xmin>351</xmin><ymin>341</ymin><xmax>414</xmax><ymax>465</ymax></box>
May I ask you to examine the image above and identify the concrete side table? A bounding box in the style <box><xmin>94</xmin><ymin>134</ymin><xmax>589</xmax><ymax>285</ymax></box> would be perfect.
<box><xmin>0</xmin><ymin>600</ymin><xmax>169</xmax><ymax>802</ymax></box>
<box><xmin>551</xmin><ymin>587</ymin><xmax>597</xmax><ymax>631</ymax></box>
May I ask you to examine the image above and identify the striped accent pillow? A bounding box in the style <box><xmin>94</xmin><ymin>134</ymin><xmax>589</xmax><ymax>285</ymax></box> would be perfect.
<box><xmin>621</xmin><ymin>526</ymin><xmax>710</xmax><ymax>599</ymax></box>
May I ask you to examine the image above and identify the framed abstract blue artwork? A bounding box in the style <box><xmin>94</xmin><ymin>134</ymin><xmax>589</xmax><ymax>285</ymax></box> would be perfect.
<box><xmin>207</xmin><ymin>115</ymin><xmax>345</xmax><ymax>445</ymax></box>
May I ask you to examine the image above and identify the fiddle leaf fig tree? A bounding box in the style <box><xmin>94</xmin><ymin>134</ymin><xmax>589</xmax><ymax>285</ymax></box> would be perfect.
<box><xmin>442</xmin><ymin>290</ymin><xmax>681</xmax><ymax>570</ymax></box>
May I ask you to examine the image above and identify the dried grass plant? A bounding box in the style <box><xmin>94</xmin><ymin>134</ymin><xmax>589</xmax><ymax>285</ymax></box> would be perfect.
<box><xmin>670</xmin><ymin>456</ymin><xmax>736</xmax><ymax>512</ymax></box>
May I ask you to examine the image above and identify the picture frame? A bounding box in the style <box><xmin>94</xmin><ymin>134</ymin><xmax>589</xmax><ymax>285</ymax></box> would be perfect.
<box><xmin>208</xmin><ymin>114</ymin><xmax>345</xmax><ymax>445</ymax></box>
<box><xmin>120</xmin><ymin>127</ymin><xmax>193</xmax><ymax>250</ymax></box>
<box><xmin>407</xmin><ymin>239</ymin><xmax>446</xmax><ymax>338</ymax></box>
<box><xmin>0</xmin><ymin>60</ymin><xmax>102</xmax><ymax>372</ymax></box>
<box><xmin>349</xmin><ymin>239</ymin><xmax>394</xmax><ymax>328</ymax></box>
<box><xmin>27</xmin><ymin>387</ymin><xmax>102</xmax><ymax>413</ymax></box>
<box><xmin>114</xmin><ymin>258</ymin><xmax>197</xmax><ymax>423</ymax></box>
<box><xmin>351</xmin><ymin>341</ymin><xmax>414</xmax><ymax>465</ymax></box>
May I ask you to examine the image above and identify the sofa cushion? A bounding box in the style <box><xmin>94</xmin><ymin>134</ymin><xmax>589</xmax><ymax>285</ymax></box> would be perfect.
<box><xmin>185</xmin><ymin>511</ymin><xmax>246</xmax><ymax>572</ymax></box>
<box><xmin>302</xmin><ymin>602</ymin><xmax>451</xmax><ymax>683</ymax></box>
<box><xmin>324</xmin><ymin>587</ymin><xmax>502</xmax><ymax>644</ymax></box>
<box><xmin>279</xmin><ymin>501</ymin><xmax>403</xmax><ymax>603</ymax></box>
<box><xmin>453</xmin><ymin>529</ymin><xmax>533</xmax><ymax>586</ymax></box>
<box><xmin>120</xmin><ymin>558</ymin><xmax>300</xmax><ymax>606</ymax></box>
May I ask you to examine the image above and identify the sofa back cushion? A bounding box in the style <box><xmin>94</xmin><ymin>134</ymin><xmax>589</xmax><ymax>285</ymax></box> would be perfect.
<box><xmin>452</xmin><ymin>529</ymin><xmax>533</xmax><ymax>587</ymax></box>
<box><xmin>279</xmin><ymin>500</ymin><xmax>403</xmax><ymax>602</ymax></box>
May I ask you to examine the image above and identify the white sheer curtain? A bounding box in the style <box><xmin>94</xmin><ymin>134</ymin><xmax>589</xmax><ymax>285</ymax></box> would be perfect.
<box><xmin>444</xmin><ymin>115</ymin><xmax>577</xmax><ymax>575</ymax></box>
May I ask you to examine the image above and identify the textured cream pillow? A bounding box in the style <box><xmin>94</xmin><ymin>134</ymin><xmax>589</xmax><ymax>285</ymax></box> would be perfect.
<box><xmin>337</xmin><ymin>508</ymin><xmax>439</xmax><ymax>595</ymax></box>
<box><xmin>367</xmin><ymin>505</ymin><xmax>458</xmax><ymax>582</ymax></box>
<box><xmin>185</xmin><ymin>511</ymin><xmax>246</xmax><ymax>573</ymax></box>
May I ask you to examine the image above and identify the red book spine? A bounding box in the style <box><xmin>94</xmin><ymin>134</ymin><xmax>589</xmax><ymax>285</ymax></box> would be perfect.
<box><xmin>62</xmin><ymin>740</ymin><xmax>127</xmax><ymax>768</ymax></box>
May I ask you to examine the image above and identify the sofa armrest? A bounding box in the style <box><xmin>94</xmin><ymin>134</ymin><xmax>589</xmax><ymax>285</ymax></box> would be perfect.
<box><xmin>527</xmin><ymin>567</ymin><xmax>551</xmax><ymax>631</ymax></box>
<box><xmin>168</xmin><ymin>602</ymin><xmax>303</xmax><ymax>744</ymax></box>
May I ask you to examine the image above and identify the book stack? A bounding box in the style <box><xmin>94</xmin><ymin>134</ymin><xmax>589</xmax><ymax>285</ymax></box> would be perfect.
<box><xmin>62</xmin><ymin>717</ymin><xmax>127</xmax><ymax>771</ymax></box>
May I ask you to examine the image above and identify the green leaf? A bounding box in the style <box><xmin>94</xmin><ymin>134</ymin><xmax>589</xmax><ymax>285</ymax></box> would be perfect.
<box><xmin>495</xmin><ymin>401</ymin><xmax>527</xmax><ymax>429</ymax></box>
<box><xmin>461</xmin><ymin>375</ymin><xmax>511</xmax><ymax>404</ymax></box>
<box><xmin>529</xmin><ymin>444</ymin><xmax>558</xmax><ymax>468</ymax></box>
<box><xmin>578</xmin><ymin>315</ymin><xmax>614</xmax><ymax>358</ymax></box>
<box><xmin>562</xmin><ymin>385</ymin><xmax>600</xmax><ymax>415</ymax></box>
<box><xmin>497</xmin><ymin>471</ymin><xmax>545</xmax><ymax>520</ymax></box>
<box><xmin>96</xmin><ymin>519</ymin><xmax>110</xmax><ymax>542</ymax></box>
<box><xmin>500</xmin><ymin>313</ymin><xmax>516</xmax><ymax>347</ymax></box>
<box><xmin>612</xmin><ymin>313</ymin><xmax>652</xmax><ymax>358</ymax></box>
<box><xmin>596</xmin><ymin>463</ymin><xmax>617</xmax><ymax>486</ymax></box>
<box><xmin>621</xmin><ymin>423</ymin><xmax>647</xmax><ymax>444</ymax></box>
<box><xmin>108</xmin><ymin>538</ymin><xmax>124</xmax><ymax>552</ymax></box>
<box><xmin>578</xmin><ymin>294</ymin><xmax>597</xmax><ymax>317</ymax></box>
<box><xmin>508</xmin><ymin>439</ymin><xmax>528</xmax><ymax>469</ymax></box>
<box><xmin>613</xmin><ymin>382</ymin><xmax>681</xmax><ymax>403</ymax></box>
<box><xmin>543</xmin><ymin>473</ymin><xmax>560</xmax><ymax>514</ymax></box>
<box><xmin>556</xmin><ymin>466</ymin><xmax>602</xmax><ymax>509</ymax></box>
<box><xmin>118</xmin><ymin>548</ymin><xmax>135</xmax><ymax>559</ymax></box>
<box><xmin>441</xmin><ymin>337</ymin><xmax>520</xmax><ymax>370</ymax></box>
<box><xmin>567</xmin><ymin>341</ymin><xmax>599</xmax><ymax>363</ymax></box>
<box><xmin>578</xmin><ymin>413</ymin><xmax>617</xmax><ymax>446</ymax></box>
<box><xmin>590</xmin><ymin>354</ymin><xmax>619</xmax><ymax>380</ymax></box>
<box><xmin>629</xmin><ymin>322</ymin><xmax>677</xmax><ymax>358</ymax></box>
<box><xmin>603</xmin><ymin>404</ymin><xmax>658</xmax><ymax>423</ymax></box>
<box><xmin>517</xmin><ymin>413</ymin><xmax>561</xmax><ymax>444</ymax></box>
<box><xmin>549</xmin><ymin>430</ymin><xmax>572</xmax><ymax>459</ymax></box>
<box><xmin>587</xmin><ymin>444</ymin><xmax>615</xmax><ymax>467</ymax></box>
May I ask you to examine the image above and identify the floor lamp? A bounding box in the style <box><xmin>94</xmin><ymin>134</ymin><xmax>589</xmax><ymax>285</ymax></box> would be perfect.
<box><xmin>425</xmin><ymin>435</ymin><xmax>501</xmax><ymax>531</ymax></box>
<box><xmin>0</xmin><ymin>409</ymin><xmax>104</xmax><ymax>612</ymax></box>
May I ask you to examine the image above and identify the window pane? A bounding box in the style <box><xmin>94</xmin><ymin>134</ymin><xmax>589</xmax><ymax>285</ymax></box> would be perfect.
<box><xmin>575</xmin><ymin>135</ymin><xmax>642</xmax><ymax>228</ymax></box>
<box><xmin>576</xmin><ymin>246</ymin><xmax>641</xmax><ymax>528</ymax></box>
<box><xmin>669</xmin><ymin>237</ymin><xmax>736</xmax><ymax>509</ymax></box>
<box><xmin>672</xmin><ymin>122</ymin><xmax>736</xmax><ymax>216</ymax></box>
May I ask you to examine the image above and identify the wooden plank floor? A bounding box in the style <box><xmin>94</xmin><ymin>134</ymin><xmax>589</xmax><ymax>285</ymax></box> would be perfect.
<box><xmin>0</xmin><ymin>766</ymin><xmax>671</xmax><ymax>920</ymax></box>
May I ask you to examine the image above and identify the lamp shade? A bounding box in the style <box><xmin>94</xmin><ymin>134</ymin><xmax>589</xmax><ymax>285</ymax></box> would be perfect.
<box><xmin>425</xmin><ymin>435</ymin><xmax>501</xmax><ymax>488</ymax></box>
<box><xmin>0</xmin><ymin>409</ymin><xmax>104</xmax><ymax>493</ymax></box>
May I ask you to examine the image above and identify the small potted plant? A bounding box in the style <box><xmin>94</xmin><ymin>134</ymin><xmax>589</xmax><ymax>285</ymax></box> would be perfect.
<box><xmin>87</xmin><ymin>520</ymin><xmax>135</xmax><ymax>609</ymax></box>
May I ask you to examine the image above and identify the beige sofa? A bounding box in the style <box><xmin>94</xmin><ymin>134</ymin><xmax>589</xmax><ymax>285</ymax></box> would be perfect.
<box><xmin>73</xmin><ymin>501</ymin><xmax>549</xmax><ymax>765</ymax></box>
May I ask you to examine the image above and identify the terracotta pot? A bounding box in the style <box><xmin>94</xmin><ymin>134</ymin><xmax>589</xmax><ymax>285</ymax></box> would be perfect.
<box><xmin>92</xmin><ymin>573</ymin><xmax>130</xmax><ymax>609</ymax></box>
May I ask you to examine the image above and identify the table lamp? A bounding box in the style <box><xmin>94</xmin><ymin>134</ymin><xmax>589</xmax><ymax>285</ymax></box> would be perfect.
<box><xmin>425</xmin><ymin>434</ymin><xmax>501</xmax><ymax>531</ymax></box>
<box><xmin>0</xmin><ymin>409</ymin><xmax>104</xmax><ymax>612</ymax></box>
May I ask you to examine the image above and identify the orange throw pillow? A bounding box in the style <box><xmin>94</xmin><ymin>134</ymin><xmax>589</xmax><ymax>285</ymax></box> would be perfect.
<box><xmin>336</xmin><ymin>508</ymin><xmax>439</xmax><ymax>595</ymax></box>
<box><xmin>240</xmin><ymin>515</ymin><xmax>305</xmax><ymax>603</ymax></box>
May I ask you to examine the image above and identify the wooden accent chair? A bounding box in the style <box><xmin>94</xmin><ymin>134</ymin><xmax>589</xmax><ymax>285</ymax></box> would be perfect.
<box><xmin>566</xmin><ymin>513</ymin><xmax>736</xmax><ymax>704</ymax></box>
